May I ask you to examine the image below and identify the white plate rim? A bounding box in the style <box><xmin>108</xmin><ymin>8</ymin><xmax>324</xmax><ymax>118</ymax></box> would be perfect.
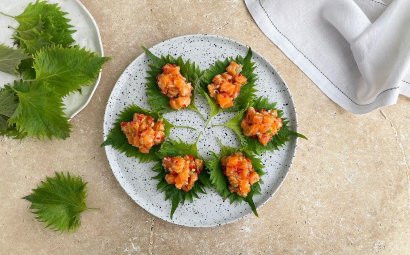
<box><xmin>69</xmin><ymin>0</ymin><xmax>104</xmax><ymax>119</ymax></box>
<box><xmin>103</xmin><ymin>34</ymin><xmax>299</xmax><ymax>227</ymax></box>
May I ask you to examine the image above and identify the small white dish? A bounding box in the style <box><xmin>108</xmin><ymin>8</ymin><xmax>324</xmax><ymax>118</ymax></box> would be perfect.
<box><xmin>0</xmin><ymin>0</ymin><xmax>104</xmax><ymax>118</ymax></box>
<box><xmin>103</xmin><ymin>34</ymin><xmax>298</xmax><ymax>227</ymax></box>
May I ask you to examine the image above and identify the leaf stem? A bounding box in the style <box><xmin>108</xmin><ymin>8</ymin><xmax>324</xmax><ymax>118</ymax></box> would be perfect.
<box><xmin>195</xmin><ymin>131</ymin><xmax>203</xmax><ymax>145</ymax></box>
<box><xmin>289</xmin><ymin>130</ymin><xmax>308</xmax><ymax>140</ymax></box>
<box><xmin>204</xmin><ymin>115</ymin><xmax>214</xmax><ymax>128</ymax></box>
<box><xmin>216</xmin><ymin>137</ymin><xmax>224</xmax><ymax>148</ymax></box>
<box><xmin>8</xmin><ymin>85</ymin><xmax>18</xmax><ymax>93</ymax></box>
<box><xmin>0</xmin><ymin>12</ymin><xmax>15</xmax><ymax>19</ymax></box>
<box><xmin>173</xmin><ymin>125</ymin><xmax>196</xmax><ymax>130</ymax></box>
<box><xmin>189</xmin><ymin>107</ymin><xmax>206</xmax><ymax>121</ymax></box>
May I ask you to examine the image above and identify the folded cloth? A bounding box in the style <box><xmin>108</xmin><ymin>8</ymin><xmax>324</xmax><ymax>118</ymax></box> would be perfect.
<box><xmin>245</xmin><ymin>0</ymin><xmax>410</xmax><ymax>114</ymax></box>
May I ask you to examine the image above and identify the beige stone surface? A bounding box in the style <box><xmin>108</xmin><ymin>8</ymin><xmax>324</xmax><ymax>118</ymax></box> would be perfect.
<box><xmin>1</xmin><ymin>0</ymin><xmax>409</xmax><ymax>254</ymax></box>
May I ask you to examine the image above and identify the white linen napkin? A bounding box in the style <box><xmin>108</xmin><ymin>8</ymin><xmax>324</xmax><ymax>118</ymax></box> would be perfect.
<box><xmin>245</xmin><ymin>0</ymin><xmax>410</xmax><ymax>114</ymax></box>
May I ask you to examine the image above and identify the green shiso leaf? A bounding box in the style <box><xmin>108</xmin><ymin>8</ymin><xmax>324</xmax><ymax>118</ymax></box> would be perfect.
<box><xmin>0</xmin><ymin>85</ymin><xmax>19</xmax><ymax>118</ymax></box>
<box><xmin>0</xmin><ymin>86</ymin><xmax>23</xmax><ymax>137</ymax></box>
<box><xmin>18</xmin><ymin>58</ymin><xmax>36</xmax><ymax>80</ymax></box>
<box><xmin>12</xmin><ymin>0</ymin><xmax>76</xmax><ymax>55</ymax></box>
<box><xmin>33</xmin><ymin>46</ymin><xmax>109</xmax><ymax>96</ymax></box>
<box><xmin>206</xmin><ymin>144</ymin><xmax>264</xmax><ymax>216</ymax></box>
<box><xmin>102</xmin><ymin>104</ymin><xmax>174</xmax><ymax>163</ymax></box>
<box><xmin>157</xmin><ymin>138</ymin><xmax>200</xmax><ymax>159</ymax></box>
<box><xmin>153</xmin><ymin>139</ymin><xmax>210</xmax><ymax>218</ymax></box>
<box><xmin>142</xmin><ymin>46</ymin><xmax>203</xmax><ymax>116</ymax></box>
<box><xmin>0</xmin><ymin>44</ymin><xmax>29</xmax><ymax>74</ymax></box>
<box><xmin>223</xmin><ymin>96</ymin><xmax>307</xmax><ymax>154</ymax></box>
<box><xmin>200</xmin><ymin>48</ymin><xmax>258</xmax><ymax>121</ymax></box>
<box><xmin>8</xmin><ymin>80</ymin><xmax>71</xmax><ymax>139</ymax></box>
<box><xmin>196</xmin><ymin>86</ymin><xmax>220</xmax><ymax>126</ymax></box>
<box><xmin>23</xmin><ymin>172</ymin><xmax>90</xmax><ymax>232</ymax></box>
<box><xmin>0</xmin><ymin>1</ymin><xmax>109</xmax><ymax>140</ymax></box>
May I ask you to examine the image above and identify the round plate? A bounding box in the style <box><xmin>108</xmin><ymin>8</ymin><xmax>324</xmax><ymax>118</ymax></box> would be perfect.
<box><xmin>0</xmin><ymin>0</ymin><xmax>104</xmax><ymax>118</ymax></box>
<box><xmin>103</xmin><ymin>34</ymin><xmax>298</xmax><ymax>227</ymax></box>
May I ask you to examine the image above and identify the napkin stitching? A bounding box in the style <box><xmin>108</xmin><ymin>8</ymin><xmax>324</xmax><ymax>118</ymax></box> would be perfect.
<box><xmin>367</xmin><ymin>0</ymin><xmax>387</xmax><ymax>7</ymax></box>
<box><xmin>258</xmin><ymin>0</ymin><xmax>403</xmax><ymax>106</ymax></box>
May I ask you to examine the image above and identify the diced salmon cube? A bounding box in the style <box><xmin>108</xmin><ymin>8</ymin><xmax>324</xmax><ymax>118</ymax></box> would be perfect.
<box><xmin>220</xmin><ymin>81</ymin><xmax>236</xmax><ymax>94</ymax></box>
<box><xmin>249</xmin><ymin>172</ymin><xmax>260</xmax><ymax>185</ymax></box>
<box><xmin>162</xmin><ymin>64</ymin><xmax>179</xmax><ymax>74</ymax></box>
<box><xmin>234</xmin><ymin>74</ymin><xmax>247</xmax><ymax>85</ymax></box>
<box><xmin>217</xmin><ymin>93</ymin><xmax>234</xmax><ymax>109</ymax></box>
<box><xmin>258</xmin><ymin>134</ymin><xmax>271</xmax><ymax>146</ymax></box>
<box><xmin>212</xmin><ymin>74</ymin><xmax>224</xmax><ymax>85</ymax></box>
<box><xmin>165</xmin><ymin>173</ymin><xmax>177</xmax><ymax>184</ymax></box>
<box><xmin>226</xmin><ymin>61</ymin><xmax>241</xmax><ymax>76</ymax></box>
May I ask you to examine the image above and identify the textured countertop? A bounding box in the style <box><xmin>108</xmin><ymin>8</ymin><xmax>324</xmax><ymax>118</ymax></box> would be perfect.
<box><xmin>1</xmin><ymin>0</ymin><xmax>409</xmax><ymax>254</ymax></box>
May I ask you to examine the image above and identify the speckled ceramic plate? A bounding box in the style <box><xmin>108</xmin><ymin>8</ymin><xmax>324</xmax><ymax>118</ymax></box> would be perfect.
<box><xmin>0</xmin><ymin>0</ymin><xmax>104</xmax><ymax>118</ymax></box>
<box><xmin>103</xmin><ymin>34</ymin><xmax>298</xmax><ymax>227</ymax></box>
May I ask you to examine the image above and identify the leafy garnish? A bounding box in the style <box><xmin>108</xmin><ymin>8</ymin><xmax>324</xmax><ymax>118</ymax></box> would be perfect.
<box><xmin>153</xmin><ymin>139</ymin><xmax>210</xmax><ymax>218</ymax></box>
<box><xmin>33</xmin><ymin>46</ymin><xmax>109</xmax><ymax>96</ymax></box>
<box><xmin>24</xmin><ymin>172</ymin><xmax>91</xmax><ymax>232</ymax></box>
<box><xmin>143</xmin><ymin>47</ymin><xmax>203</xmax><ymax>116</ymax></box>
<box><xmin>206</xmin><ymin>144</ymin><xmax>264</xmax><ymax>216</ymax></box>
<box><xmin>0</xmin><ymin>115</ymin><xmax>8</xmax><ymax>134</ymax></box>
<box><xmin>0</xmin><ymin>86</ymin><xmax>20</xmax><ymax>136</ymax></box>
<box><xmin>200</xmin><ymin>48</ymin><xmax>258</xmax><ymax>121</ymax></box>
<box><xmin>102</xmin><ymin>105</ymin><xmax>173</xmax><ymax>163</ymax></box>
<box><xmin>18</xmin><ymin>58</ymin><xmax>36</xmax><ymax>80</ymax></box>
<box><xmin>0</xmin><ymin>85</ymin><xmax>19</xmax><ymax>118</ymax></box>
<box><xmin>12</xmin><ymin>0</ymin><xmax>75</xmax><ymax>55</ymax></box>
<box><xmin>0</xmin><ymin>44</ymin><xmax>29</xmax><ymax>74</ymax></box>
<box><xmin>7</xmin><ymin>80</ymin><xmax>71</xmax><ymax>139</ymax></box>
<box><xmin>0</xmin><ymin>86</ymin><xmax>22</xmax><ymax>137</ymax></box>
<box><xmin>0</xmin><ymin>1</ymin><xmax>109</xmax><ymax>140</ymax></box>
<box><xmin>223</xmin><ymin>97</ymin><xmax>307</xmax><ymax>154</ymax></box>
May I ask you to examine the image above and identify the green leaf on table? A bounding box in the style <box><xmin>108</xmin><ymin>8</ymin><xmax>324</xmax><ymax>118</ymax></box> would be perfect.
<box><xmin>0</xmin><ymin>44</ymin><xmax>29</xmax><ymax>74</ymax></box>
<box><xmin>200</xmin><ymin>48</ymin><xmax>258</xmax><ymax>120</ymax></box>
<box><xmin>206</xmin><ymin>144</ymin><xmax>264</xmax><ymax>216</ymax></box>
<box><xmin>143</xmin><ymin>47</ymin><xmax>203</xmax><ymax>116</ymax></box>
<box><xmin>102</xmin><ymin>104</ymin><xmax>174</xmax><ymax>163</ymax></box>
<box><xmin>12</xmin><ymin>0</ymin><xmax>75</xmax><ymax>55</ymax></box>
<box><xmin>8</xmin><ymin>80</ymin><xmax>71</xmax><ymax>139</ymax></box>
<box><xmin>153</xmin><ymin>139</ymin><xmax>210</xmax><ymax>218</ymax></box>
<box><xmin>223</xmin><ymin>97</ymin><xmax>307</xmax><ymax>154</ymax></box>
<box><xmin>24</xmin><ymin>172</ymin><xmax>90</xmax><ymax>232</ymax></box>
<box><xmin>33</xmin><ymin>46</ymin><xmax>109</xmax><ymax>96</ymax></box>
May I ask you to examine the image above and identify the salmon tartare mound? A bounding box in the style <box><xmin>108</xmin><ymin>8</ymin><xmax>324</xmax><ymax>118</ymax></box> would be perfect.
<box><xmin>241</xmin><ymin>107</ymin><xmax>283</xmax><ymax>146</ymax></box>
<box><xmin>207</xmin><ymin>61</ymin><xmax>247</xmax><ymax>109</ymax></box>
<box><xmin>162</xmin><ymin>155</ymin><xmax>204</xmax><ymax>192</ymax></box>
<box><xmin>121</xmin><ymin>113</ymin><xmax>166</xmax><ymax>154</ymax></box>
<box><xmin>157</xmin><ymin>64</ymin><xmax>193</xmax><ymax>110</ymax></box>
<box><xmin>221</xmin><ymin>152</ymin><xmax>260</xmax><ymax>197</ymax></box>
